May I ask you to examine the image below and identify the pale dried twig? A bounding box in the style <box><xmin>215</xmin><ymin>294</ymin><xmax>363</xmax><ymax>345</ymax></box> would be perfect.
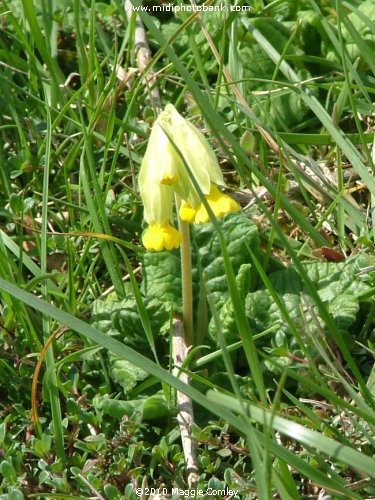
<box><xmin>124</xmin><ymin>0</ymin><xmax>161</xmax><ymax>111</ymax></box>
<box><xmin>172</xmin><ymin>319</ymin><xmax>200</xmax><ymax>487</ymax></box>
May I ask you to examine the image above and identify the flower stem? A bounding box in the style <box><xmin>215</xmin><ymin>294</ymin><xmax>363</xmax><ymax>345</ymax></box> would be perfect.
<box><xmin>175</xmin><ymin>202</ymin><xmax>199</xmax><ymax>485</ymax></box>
<box><xmin>177</xmin><ymin>203</ymin><xmax>194</xmax><ymax>346</ymax></box>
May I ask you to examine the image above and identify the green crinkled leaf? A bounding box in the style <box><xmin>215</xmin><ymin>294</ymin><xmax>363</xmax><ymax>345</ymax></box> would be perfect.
<box><xmin>325</xmin><ymin>0</ymin><xmax>375</xmax><ymax>70</ymax></box>
<box><xmin>208</xmin><ymin>263</ymin><xmax>253</xmax><ymax>343</ymax></box>
<box><xmin>141</xmin><ymin>250</ymin><xmax>184</xmax><ymax>309</ymax></box>
<box><xmin>91</xmin><ymin>296</ymin><xmax>169</xmax><ymax>350</ymax></box>
<box><xmin>161</xmin><ymin>11</ymin><xmax>225</xmax><ymax>53</ymax></box>
<box><xmin>341</xmin><ymin>0</ymin><xmax>375</xmax><ymax>67</ymax></box>
<box><xmin>91</xmin><ymin>296</ymin><xmax>170</xmax><ymax>393</ymax></box>
<box><xmin>267</xmin><ymin>255</ymin><xmax>370</xmax><ymax>337</ymax></box>
<box><xmin>216</xmin><ymin>254</ymin><xmax>373</xmax><ymax>369</ymax></box>
<box><xmin>93</xmin><ymin>394</ymin><xmax>169</xmax><ymax>421</ymax></box>
<box><xmin>161</xmin><ymin>20</ymin><xmax>188</xmax><ymax>49</ymax></box>
<box><xmin>90</xmin><ymin>293</ymin><xmax>124</xmax><ymax>338</ymax></box>
<box><xmin>194</xmin><ymin>212</ymin><xmax>259</xmax><ymax>312</ymax></box>
<box><xmin>345</xmin><ymin>0</ymin><xmax>375</xmax><ymax>38</ymax></box>
<box><xmin>297</xmin><ymin>9</ymin><xmax>323</xmax><ymax>52</ymax></box>
<box><xmin>244</xmin><ymin>18</ymin><xmax>298</xmax><ymax>71</ymax></box>
<box><xmin>109</xmin><ymin>358</ymin><xmax>149</xmax><ymax>394</ymax></box>
<box><xmin>111</xmin><ymin>297</ymin><xmax>170</xmax><ymax>346</ymax></box>
<box><xmin>94</xmin><ymin>394</ymin><xmax>143</xmax><ymax>419</ymax></box>
<box><xmin>238</xmin><ymin>17</ymin><xmax>302</xmax><ymax>84</ymax></box>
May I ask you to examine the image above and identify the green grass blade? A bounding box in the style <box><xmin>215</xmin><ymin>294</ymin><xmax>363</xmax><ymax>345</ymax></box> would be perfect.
<box><xmin>79</xmin><ymin>135</ymin><xmax>126</xmax><ymax>299</ymax></box>
<box><xmin>208</xmin><ymin>295</ymin><xmax>269</xmax><ymax>497</ymax></box>
<box><xmin>39</xmin><ymin>102</ymin><xmax>65</xmax><ymax>460</ymax></box>
<box><xmin>208</xmin><ymin>391</ymin><xmax>375</xmax><ymax>480</ymax></box>
<box><xmin>0</xmin><ymin>230</ymin><xmax>60</xmax><ymax>295</ymax></box>
<box><xmin>21</xmin><ymin>0</ymin><xmax>65</xmax><ymax>101</ymax></box>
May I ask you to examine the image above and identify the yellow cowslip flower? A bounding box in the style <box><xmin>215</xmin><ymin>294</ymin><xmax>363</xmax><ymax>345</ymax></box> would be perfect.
<box><xmin>142</xmin><ymin>222</ymin><xmax>181</xmax><ymax>251</ymax></box>
<box><xmin>138</xmin><ymin>104</ymin><xmax>240</xmax><ymax>251</ymax></box>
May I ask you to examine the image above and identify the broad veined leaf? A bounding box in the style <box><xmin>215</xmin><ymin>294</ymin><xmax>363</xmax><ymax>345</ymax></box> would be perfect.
<box><xmin>141</xmin><ymin>250</ymin><xmax>184</xmax><ymax>309</ymax></box>
<box><xmin>91</xmin><ymin>296</ymin><xmax>170</xmax><ymax>393</ymax></box>
<box><xmin>194</xmin><ymin>212</ymin><xmax>260</xmax><ymax>312</ymax></box>
<box><xmin>325</xmin><ymin>0</ymin><xmax>375</xmax><ymax>71</ymax></box>
<box><xmin>237</xmin><ymin>17</ymin><xmax>312</xmax><ymax>128</ymax></box>
<box><xmin>214</xmin><ymin>253</ymin><xmax>373</xmax><ymax>371</ymax></box>
<box><xmin>91</xmin><ymin>296</ymin><xmax>170</xmax><ymax>350</ymax></box>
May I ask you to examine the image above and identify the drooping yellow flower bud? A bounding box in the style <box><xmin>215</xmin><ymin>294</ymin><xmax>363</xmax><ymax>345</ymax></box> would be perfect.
<box><xmin>138</xmin><ymin>117</ymin><xmax>180</xmax><ymax>227</ymax></box>
<box><xmin>179</xmin><ymin>200</ymin><xmax>197</xmax><ymax>224</ymax></box>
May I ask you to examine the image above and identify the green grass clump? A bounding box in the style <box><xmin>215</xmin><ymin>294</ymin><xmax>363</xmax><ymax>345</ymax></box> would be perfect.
<box><xmin>0</xmin><ymin>0</ymin><xmax>375</xmax><ymax>498</ymax></box>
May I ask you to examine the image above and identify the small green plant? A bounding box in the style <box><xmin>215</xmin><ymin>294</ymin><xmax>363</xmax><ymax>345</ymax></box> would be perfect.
<box><xmin>138</xmin><ymin>103</ymin><xmax>240</xmax><ymax>348</ymax></box>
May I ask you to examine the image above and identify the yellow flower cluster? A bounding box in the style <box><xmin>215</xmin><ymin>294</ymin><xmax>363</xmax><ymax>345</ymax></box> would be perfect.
<box><xmin>138</xmin><ymin>104</ymin><xmax>240</xmax><ymax>251</ymax></box>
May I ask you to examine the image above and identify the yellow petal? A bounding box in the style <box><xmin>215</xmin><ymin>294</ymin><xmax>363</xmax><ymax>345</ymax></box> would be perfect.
<box><xmin>194</xmin><ymin>184</ymin><xmax>240</xmax><ymax>224</ymax></box>
<box><xmin>138</xmin><ymin>178</ymin><xmax>174</xmax><ymax>226</ymax></box>
<box><xmin>138</xmin><ymin>109</ymin><xmax>184</xmax><ymax>224</ymax></box>
<box><xmin>194</xmin><ymin>204</ymin><xmax>210</xmax><ymax>224</ymax></box>
<box><xmin>142</xmin><ymin>222</ymin><xmax>181</xmax><ymax>251</ymax></box>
